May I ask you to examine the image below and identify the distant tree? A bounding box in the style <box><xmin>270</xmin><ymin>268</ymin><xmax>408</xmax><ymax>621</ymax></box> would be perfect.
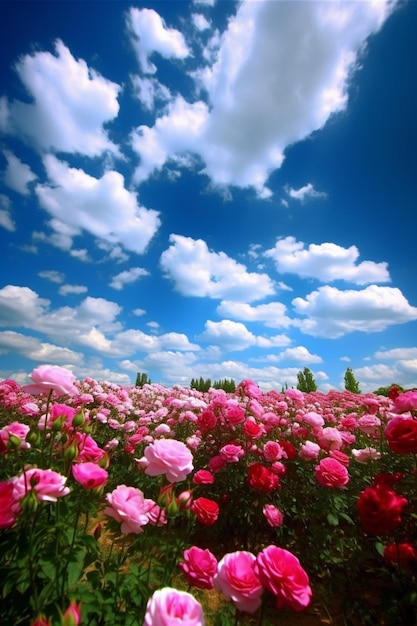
<box><xmin>135</xmin><ymin>372</ymin><xmax>151</xmax><ymax>387</ymax></box>
<box><xmin>190</xmin><ymin>377</ymin><xmax>212</xmax><ymax>392</ymax></box>
<box><xmin>373</xmin><ymin>383</ymin><xmax>405</xmax><ymax>397</ymax></box>
<box><xmin>213</xmin><ymin>378</ymin><xmax>236</xmax><ymax>393</ymax></box>
<box><xmin>296</xmin><ymin>367</ymin><xmax>317</xmax><ymax>393</ymax></box>
<box><xmin>344</xmin><ymin>368</ymin><xmax>361</xmax><ymax>394</ymax></box>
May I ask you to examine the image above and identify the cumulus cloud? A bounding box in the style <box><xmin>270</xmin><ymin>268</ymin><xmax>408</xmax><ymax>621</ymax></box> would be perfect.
<box><xmin>265</xmin><ymin>236</ymin><xmax>390</xmax><ymax>285</ymax></box>
<box><xmin>285</xmin><ymin>183</ymin><xmax>327</xmax><ymax>202</ymax></box>
<box><xmin>131</xmin><ymin>75</ymin><xmax>171</xmax><ymax>111</ymax></box>
<box><xmin>127</xmin><ymin>8</ymin><xmax>189</xmax><ymax>74</ymax></box>
<box><xmin>58</xmin><ymin>284</ymin><xmax>88</xmax><ymax>296</ymax></box>
<box><xmin>160</xmin><ymin>234</ymin><xmax>275</xmax><ymax>301</ymax></box>
<box><xmin>293</xmin><ymin>285</ymin><xmax>417</xmax><ymax>338</ymax></box>
<box><xmin>0</xmin><ymin>285</ymin><xmax>50</xmax><ymax>326</ymax></box>
<box><xmin>216</xmin><ymin>300</ymin><xmax>292</xmax><ymax>329</ymax></box>
<box><xmin>109</xmin><ymin>267</ymin><xmax>149</xmax><ymax>290</ymax></box>
<box><xmin>36</xmin><ymin>155</ymin><xmax>161</xmax><ymax>255</ymax></box>
<box><xmin>375</xmin><ymin>347</ymin><xmax>417</xmax><ymax>360</ymax></box>
<box><xmin>270</xmin><ymin>346</ymin><xmax>323</xmax><ymax>364</ymax></box>
<box><xmin>2</xmin><ymin>150</ymin><xmax>37</xmax><ymax>194</ymax></box>
<box><xmin>0</xmin><ymin>40</ymin><xmax>121</xmax><ymax>156</ymax></box>
<box><xmin>0</xmin><ymin>330</ymin><xmax>82</xmax><ymax>364</ymax></box>
<box><xmin>38</xmin><ymin>270</ymin><xmax>65</xmax><ymax>284</ymax></box>
<box><xmin>192</xmin><ymin>14</ymin><xmax>211</xmax><ymax>31</ymax></box>
<box><xmin>131</xmin><ymin>2</ymin><xmax>395</xmax><ymax>194</ymax></box>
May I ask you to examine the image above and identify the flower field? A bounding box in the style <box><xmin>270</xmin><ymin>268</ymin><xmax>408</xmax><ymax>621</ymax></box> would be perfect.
<box><xmin>1</xmin><ymin>365</ymin><xmax>417</xmax><ymax>626</ymax></box>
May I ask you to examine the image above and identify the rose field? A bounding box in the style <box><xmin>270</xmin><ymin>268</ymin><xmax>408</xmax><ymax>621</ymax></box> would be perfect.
<box><xmin>1</xmin><ymin>366</ymin><xmax>417</xmax><ymax>626</ymax></box>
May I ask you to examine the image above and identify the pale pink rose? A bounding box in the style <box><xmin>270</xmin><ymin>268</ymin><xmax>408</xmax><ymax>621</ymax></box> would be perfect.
<box><xmin>317</xmin><ymin>427</ymin><xmax>343</xmax><ymax>451</ymax></box>
<box><xmin>357</xmin><ymin>414</ymin><xmax>381</xmax><ymax>436</ymax></box>
<box><xmin>302</xmin><ymin>411</ymin><xmax>324</xmax><ymax>428</ymax></box>
<box><xmin>394</xmin><ymin>391</ymin><xmax>417</xmax><ymax>413</ymax></box>
<box><xmin>71</xmin><ymin>462</ymin><xmax>108</xmax><ymax>489</ymax></box>
<box><xmin>105</xmin><ymin>484</ymin><xmax>153</xmax><ymax>534</ymax></box>
<box><xmin>263</xmin><ymin>441</ymin><xmax>283</xmax><ymax>462</ymax></box>
<box><xmin>255</xmin><ymin>545</ymin><xmax>312</xmax><ymax>611</ymax></box>
<box><xmin>13</xmin><ymin>468</ymin><xmax>70</xmax><ymax>503</ymax></box>
<box><xmin>220</xmin><ymin>444</ymin><xmax>245</xmax><ymax>463</ymax></box>
<box><xmin>144</xmin><ymin>439</ymin><xmax>193</xmax><ymax>483</ymax></box>
<box><xmin>285</xmin><ymin>388</ymin><xmax>304</xmax><ymax>404</ymax></box>
<box><xmin>299</xmin><ymin>440</ymin><xmax>320</xmax><ymax>461</ymax></box>
<box><xmin>179</xmin><ymin>546</ymin><xmax>218</xmax><ymax>589</ymax></box>
<box><xmin>315</xmin><ymin>457</ymin><xmax>349</xmax><ymax>488</ymax></box>
<box><xmin>0</xmin><ymin>480</ymin><xmax>21</xmax><ymax>528</ymax></box>
<box><xmin>214</xmin><ymin>551</ymin><xmax>263</xmax><ymax>614</ymax></box>
<box><xmin>237</xmin><ymin>379</ymin><xmax>262</xmax><ymax>398</ymax></box>
<box><xmin>352</xmin><ymin>447</ymin><xmax>381</xmax><ymax>463</ymax></box>
<box><xmin>23</xmin><ymin>365</ymin><xmax>78</xmax><ymax>397</ymax></box>
<box><xmin>263</xmin><ymin>504</ymin><xmax>284</xmax><ymax>528</ymax></box>
<box><xmin>146</xmin><ymin>502</ymin><xmax>167</xmax><ymax>526</ymax></box>
<box><xmin>143</xmin><ymin>587</ymin><xmax>205</xmax><ymax>626</ymax></box>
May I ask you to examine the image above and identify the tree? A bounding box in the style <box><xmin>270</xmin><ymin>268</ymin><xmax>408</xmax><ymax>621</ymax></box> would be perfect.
<box><xmin>296</xmin><ymin>367</ymin><xmax>317</xmax><ymax>393</ymax></box>
<box><xmin>190</xmin><ymin>377</ymin><xmax>212</xmax><ymax>392</ymax></box>
<box><xmin>213</xmin><ymin>378</ymin><xmax>236</xmax><ymax>392</ymax></box>
<box><xmin>135</xmin><ymin>372</ymin><xmax>151</xmax><ymax>387</ymax></box>
<box><xmin>344</xmin><ymin>368</ymin><xmax>361</xmax><ymax>394</ymax></box>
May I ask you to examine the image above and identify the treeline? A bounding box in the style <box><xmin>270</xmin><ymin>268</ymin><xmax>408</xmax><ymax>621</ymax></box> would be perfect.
<box><xmin>190</xmin><ymin>377</ymin><xmax>236</xmax><ymax>393</ymax></box>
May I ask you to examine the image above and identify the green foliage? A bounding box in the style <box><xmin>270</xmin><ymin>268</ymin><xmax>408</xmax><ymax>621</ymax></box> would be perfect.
<box><xmin>344</xmin><ymin>367</ymin><xmax>361</xmax><ymax>394</ymax></box>
<box><xmin>190</xmin><ymin>377</ymin><xmax>212</xmax><ymax>392</ymax></box>
<box><xmin>296</xmin><ymin>367</ymin><xmax>317</xmax><ymax>392</ymax></box>
<box><xmin>213</xmin><ymin>378</ymin><xmax>236</xmax><ymax>393</ymax></box>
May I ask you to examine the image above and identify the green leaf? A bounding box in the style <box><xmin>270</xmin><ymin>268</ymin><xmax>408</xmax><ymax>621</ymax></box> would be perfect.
<box><xmin>326</xmin><ymin>512</ymin><xmax>339</xmax><ymax>526</ymax></box>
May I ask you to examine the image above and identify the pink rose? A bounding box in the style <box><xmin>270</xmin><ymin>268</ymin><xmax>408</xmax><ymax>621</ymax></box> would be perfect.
<box><xmin>105</xmin><ymin>484</ymin><xmax>156</xmax><ymax>534</ymax></box>
<box><xmin>226</xmin><ymin>405</ymin><xmax>245</xmax><ymax>425</ymax></box>
<box><xmin>385</xmin><ymin>416</ymin><xmax>417</xmax><ymax>454</ymax></box>
<box><xmin>208</xmin><ymin>455</ymin><xmax>227</xmax><ymax>473</ymax></box>
<box><xmin>23</xmin><ymin>365</ymin><xmax>78</xmax><ymax>397</ymax></box>
<box><xmin>0</xmin><ymin>421</ymin><xmax>30</xmax><ymax>452</ymax></box>
<box><xmin>193</xmin><ymin>470</ymin><xmax>215</xmax><ymax>485</ymax></box>
<box><xmin>243</xmin><ymin>418</ymin><xmax>265</xmax><ymax>440</ymax></box>
<box><xmin>299</xmin><ymin>441</ymin><xmax>320</xmax><ymax>462</ymax></box>
<box><xmin>197</xmin><ymin>409</ymin><xmax>217</xmax><ymax>433</ymax></box>
<box><xmin>76</xmin><ymin>434</ymin><xmax>107</xmax><ymax>464</ymax></box>
<box><xmin>0</xmin><ymin>480</ymin><xmax>21</xmax><ymax>528</ymax></box>
<box><xmin>263</xmin><ymin>441</ymin><xmax>283</xmax><ymax>462</ymax></box>
<box><xmin>352</xmin><ymin>447</ymin><xmax>381</xmax><ymax>464</ymax></box>
<box><xmin>263</xmin><ymin>504</ymin><xmax>284</xmax><ymax>528</ymax></box>
<box><xmin>72</xmin><ymin>462</ymin><xmax>108</xmax><ymax>489</ymax></box>
<box><xmin>13</xmin><ymin>468</ymin><xmax>70</xmax><ymax>503</ymax></box>
<box><xmin>220</xmin><ymin>444</ymin><xmax>245</xmax><ymax>463</ymax></box>
<box><xmin>394</xmin><ymin>391</ymin><xmax>417</xmax><ymax>413</ymax></box>
<box><xmin>179</xmin><ymin>546</ymin><xmax>218</xmax><ymax>589</ymax></box>
<box><xmin>143</xmin><ymin>587</ymin><xmax>205</xmax><ymax>626</ymax></box>
<box><xmin>317</xmin><ymin>427</ymin><xmax>343</xmax><ymax>451</ymax></box>
<box><xmin>214</xmin><ymin>551</ymin><xmax>263</xmax><ymax>614</ymax></box>
<box><xmin>144</xmin><ymin>439</ymin><xmax>193</xmax><ymax>483</ymax></box>
<box><xmin>255</xmin><ymin>545</ymin><xmax>312</xmax><ymax>611</ymax></box>
<box><xmin>315</xmin><ymin>457</ymin><xmax>349</xmax><ymax>488</ymax></box>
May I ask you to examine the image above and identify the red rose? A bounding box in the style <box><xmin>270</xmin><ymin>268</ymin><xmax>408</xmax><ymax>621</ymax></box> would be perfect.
<box><xmin>279</xmin><ymin>440</ymin><xmax>297</xmax><ymax>460</ymax></box>
<box><xmin>197</xmin><ymin>409</ymin><xmax>217</xmax><ymax>433</ymax></box>
<box><xmin>191</xmin><ymin>497</ymin><xmax>219</xmax><ymax>526</ymax></box>
<box><xmin>243</xmin><ymin>419</ymin><xmax>265</xmax><ymax>440</ymax></box>
<box><xmin>384</xmin><ymin>542</ymin><xmax>417</xmax><ymax>569</ymax></box>
<box><xmin>357</xmin><ymin>484</ymin><xmax>408</xmax><ymax>535</ymax></box>
<box><xmin>385</xmin><ymin>417</ymin><xmax>417</xmax><ymax>454</ymax></box>
<box><xmin>247</xmin><ymin>463</ymin><xmax>280</xmax><ymax>493</ymax></box>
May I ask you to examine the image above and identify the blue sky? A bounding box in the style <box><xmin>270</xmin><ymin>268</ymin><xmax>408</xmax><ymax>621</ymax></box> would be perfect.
<box><xmin>1</xmin><ymin>0</ymin><xmax>416</xmax><ymax>393</ymax></box>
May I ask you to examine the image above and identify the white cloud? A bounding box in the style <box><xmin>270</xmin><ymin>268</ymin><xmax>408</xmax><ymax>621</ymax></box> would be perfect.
<box><xmin>131</xmin><ymin>96</ymin><xmax>208</xmax><ymax>183</ymax></box>
<box><xmin>375</xmin><ymin>347</ymin><xmax>417</xmax><ymax>360</ymax></box>
<box><xmin>293</xmin><ymin>285</ymin><xmax>417</xmax><ymax>338</ymax></box>
<box><xmin>199</xmin><ymin>319</ymin><xmax>257</xmax><ymax>351</ymax></box>
<box><xmin>265</xmin><ymin>236</ymin><xmax>390</xmax><ymax>285</ymax></box>
<box><xmin>269</xmin><ymin>346</ymin><xmax>323</xmax><ymax>364</ymax></box>
<box><xmin>0</xmin><ymin>285</ymin><xmax>50</xmax><ymax>326</ymax></box>
<box><xmin>216</xmin><ymin>300</ymin><xmax>292</xmax><ymax>329</ymax></box>
<box><xmin>0</xmin><ymin>195</ymin><xmax>16</xmax><ymax>231</ymax></box>
<box><xmin>192</xmin><ymin>14</ymin><xmax>211</xmax><ymax>31</ymax></box>
<box><xmin>38</xmin><ymin>270</ymin><xmax>65</xmax><ymax>284</ymax></box>
<box><xmin>131</xmin><ymin>75</ymin><xmax>171</xmax><ymax>111</ymax></box>
<box><xmin>36</xmin><ymin>155</ymin><xmax>161</xmax><ymax>255</ymax></box>
<box><xmin>0</xmin><ymin>40</ymin><xmax>121</xmax><ymax>156</ymax></box>
<box><xmin>2</xmin><ymin>150</ymin><xmax>37</xmax><ymax>194</ymax></box>
<box><xmin>160</xmin><ymin>234</ymin><xmax>275</xmax><ymax>302</ymax></box>
<box><xmin>285</xmin><ymin>183</ymin><xmax>327</xmax><ymax>202</ymax></box>
<box><xmin>0</xmin><ymin>330</ymin><xmax>82</xmax><ymax>364</ymax></box>
<box><xmin>109</xmin><ymin>267</ymin><xmax>149</xmax><ymax>290</ymax></box>
<box><xmin>127</xmin><ymin>8</ymin><xmax>190</xmax><ymax>74</ymax></box>
<box><xmin>58</xmin><ymin>284</ymin><xmax>88</xmax><ymax>296</ymax></box>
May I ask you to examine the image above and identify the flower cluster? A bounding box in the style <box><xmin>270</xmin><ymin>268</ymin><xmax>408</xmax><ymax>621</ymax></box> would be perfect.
<box><xmin>0</xmin><ymin>366</ymin><xmax>416</xmax><ymax>625</ymax></box>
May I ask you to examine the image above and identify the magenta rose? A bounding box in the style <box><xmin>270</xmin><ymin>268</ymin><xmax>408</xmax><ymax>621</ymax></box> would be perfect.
<box><xmin>255</xmin><ymin>545</ymin><xmax>312</xmax><ymax>612</ymax></box>
<box><xmin>357</xmin><ymin>483</ymin><xmax>408</xmax><ymax>535</ymax></box>
<box><xmin>214</xmin><ymin>551</ymin><xmax>263</xmax><ymax>614</ymax></box>
<box><xmin>105</xmin><ymin>484</ymin><xmax>156</xmax><ymax>534</ymax></box>
<box><xmin>0</xmin><ymin>480</ymin><xmax>21</xmax><ymax>528</ymax></box>
<box><xmin>393</xmin><ymin>391</ymin><xmax>417</xmax><ymax>413</ymax></box>
<box><xmin>226</xmin><ymin>405</ymin><xmax>245</xmax><ymax>425</ymax></box>
<box><xmin>144</xmin><ymin>439</ymin><xmax>193</xmax><ymax>483</ymax></box>
<box><xmin>197</xmin><ymin>409</ymin><xmax>217</xmax><ymax>433</ymax></box>
<box><xmin>220</xmin><ymin>443</ymin><xmax>245</xmax><ymax>463</ymax></box>
<box><xmin>193</xmin><ymin>469</ymin><xmax>215</xmax><ymax>485</ymax></box>
<box><xmin>247</xmin><ymin>463</ymin><xmax>280</xmax><ymax>494</ymax></box>
<box><xmin>72</xmin><ymin>462</ymin><xmax>108</xmax><ymax>489</ymax></box>
<box><xmin>191</xmin><ymin>497</ymin><xmax>219</xmax><ymax>526</ymax></box>
<box><xmin>23</xmin><ymin>365</ymin><xmax>78</xmax><ymax>397</ymax></box>
<box><xmin>385</xmin><ymin>416</ymin><xmax>417</xmax><ymax>454</ymax></box>
<box><xmin>179</xmin><ymin>546</ymin><xmax>218</xmax><ymax>589</ymax></box>
<box><xmin>13</xmin><ymin>468</ymin><xmax>70</xmax><ymax>503</ymax></box>
<box><xmin>143</xmin><ymin>587</ymin><xmax>205</xmax><ymax>626</ymax></box>
<box><xmin>315</xmin><ymin>457</ymin><xmax>349</xmax><ymax>488</ymax></box>
<box><xmin>243</xmin><ymin>419</ymin><xmax>265</xmax><ymax>440</ymax></box>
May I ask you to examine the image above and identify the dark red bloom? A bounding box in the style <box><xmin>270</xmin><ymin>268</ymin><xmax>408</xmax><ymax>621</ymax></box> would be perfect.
<box><xmin>247</xmin><ymin>463</ymin><xmax>280</xmax><ymax>494</ymax></box>
<box><xmin>357</xmin><ymin>484</ymin><xmax>408</xmax><ymax>535</ymax></box>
